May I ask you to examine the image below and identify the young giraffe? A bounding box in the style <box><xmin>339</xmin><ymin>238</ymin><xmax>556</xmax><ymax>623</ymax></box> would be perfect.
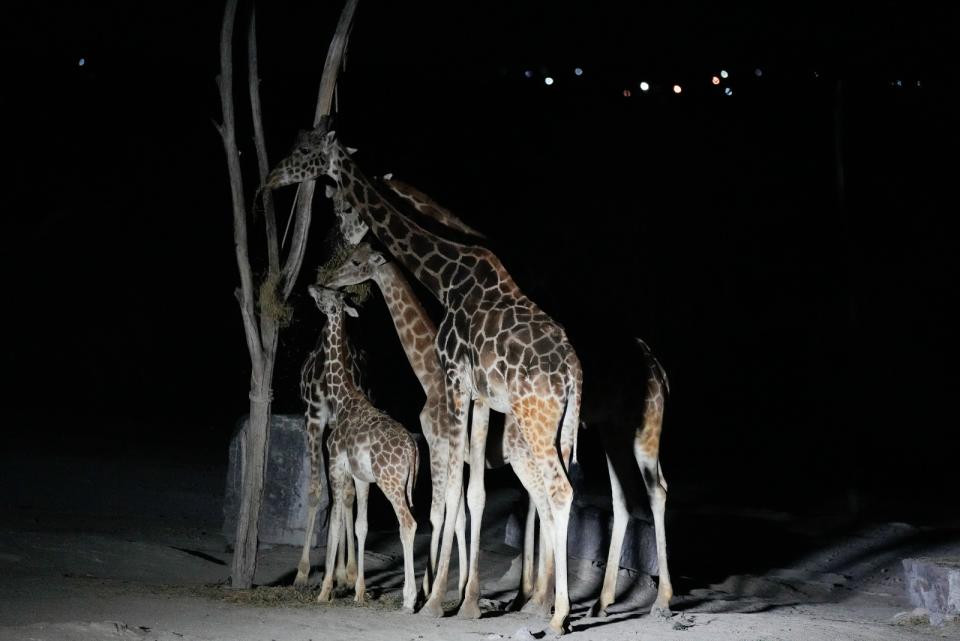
<box><xmin>307</xmin><ymin>284</ymin><xmax>420</xmax><ymax>611</ymax></box>
<box><xmin>295</xmin><ymin>330</ymin><xmax>367</xmax><ymax>588</ymax></box>
<box><xmin>267</xmin><ymin>128</ymin><xmax>583</xmax><ymax>635</ymax></box>
<box><xmin>323</xmin><ymin>239</ymin><xmax>468</xmax><ymax>601</ymax></box>
<box><xmin>322</xmin><ymin>241</ymin><xmax>556</xmax><ymax>610</ymax></box>
<box><xmin>384</xmin><ymin>183</ymin><xmax>674</xmax><ymax>618</ymax></box>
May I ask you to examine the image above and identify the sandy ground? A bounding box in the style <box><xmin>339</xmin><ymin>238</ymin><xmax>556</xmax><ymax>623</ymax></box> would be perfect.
<box><xmin>1</xmin><ymin>453</ymin><xmax>957</xmax><ymax>641</ymax></box>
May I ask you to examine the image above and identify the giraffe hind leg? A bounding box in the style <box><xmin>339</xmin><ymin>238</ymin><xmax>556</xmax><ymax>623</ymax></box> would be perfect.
<box><xmin>634</xmin><ymin>440</ymin><xmax>672</xmax><ymax>617</ymax></box>
<box><xmin>381</xmin><ymin>472</ymin><xmax>419</xmax><ymax>612</ymax></box>
<box><xmin>591</xmin><ymin>454</ymin><xmax>629</xmax><ymax>617</ymax></box>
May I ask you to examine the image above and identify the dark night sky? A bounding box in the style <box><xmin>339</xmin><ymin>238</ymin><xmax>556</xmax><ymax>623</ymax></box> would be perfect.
<box><xmin>3</xmin><ymin>2</ymin><xmax>958</xmax><ymax>517</ymax></box>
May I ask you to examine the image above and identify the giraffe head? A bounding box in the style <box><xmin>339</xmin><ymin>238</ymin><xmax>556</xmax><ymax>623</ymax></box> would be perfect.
<box><xmin>321</xmin><ymin>242</ymin><xmax>387</xmax><ymax>289</ymax></box>
<box><xmin>324</xmin><ymin>184</ymin><xmax>368</xmax><ymax>245</ymax></box>
<box><xmin>307</xmin><ymin>284</ymin><xmax>359</xmax><ymax>319</ymax></box>
<box><xmin>265</xmin><ymin>125</ymin><xmax>352</xmax><ymax>189</ymax></box>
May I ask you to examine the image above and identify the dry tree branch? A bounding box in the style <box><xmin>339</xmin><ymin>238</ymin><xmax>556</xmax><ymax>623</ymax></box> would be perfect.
<box><xmin>279</xmin><ymin>0</ymin><xmax>359</xmax><ymax>301</ymax></box>
<box><xmin>248</xmin><ymin>7</ymin><xmax>280</xmax><ymax>276</ymax></box>
<box><xmin>217</xmin><ymin>0</ymin><xmax>262</xmax><ymax>368</ymax></box>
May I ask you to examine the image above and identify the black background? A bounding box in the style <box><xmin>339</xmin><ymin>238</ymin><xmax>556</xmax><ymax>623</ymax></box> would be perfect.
<box><xmin>4</xmin><ymin>1</ymin><xmax>957</xmax><ymax>523</ymax></box>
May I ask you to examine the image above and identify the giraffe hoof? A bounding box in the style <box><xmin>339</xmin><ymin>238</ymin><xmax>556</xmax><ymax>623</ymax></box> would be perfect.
<box><xmin>354</xmin><ymin>590</ymin><xmax>366</xmax><ymax>604</ymax></box>
<box><xmin>650</xmin><ymin>604</ymin><xmax>672</xmax><ymax>620</ymax></box>
<box><xmin>521</xmin><ymin>597</ymin><xmax>552</xmax><ymax>618</ymax></box>
<box><xmin>317</xmin><ymin>589</ymin><xmax>332</xmax><ymax>603</ymax></box>
<box><xmin>457</xmin><ymin>600</ymin><xmax>482</xmax><ymax>620</ymax></box>
<box><xmin>588</xmin><ymin>600</ymin><xmax>610</xmax><ymax>618</ymax></box>
<box><xmin>547</xmin><ymin>619</ymin><xmax>570</xmax><ymax>637</ymax></box>
<box><xmin>418</xmin><ymin>599</ymin><xmax>445</xmax><ymax>618</ymax></box>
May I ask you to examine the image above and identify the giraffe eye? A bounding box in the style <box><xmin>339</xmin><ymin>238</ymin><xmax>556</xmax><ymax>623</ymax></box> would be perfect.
<box><xmin>298</xmin><ymin>147</ymin><xmax>310</xmax><ymax>154</ymax></box>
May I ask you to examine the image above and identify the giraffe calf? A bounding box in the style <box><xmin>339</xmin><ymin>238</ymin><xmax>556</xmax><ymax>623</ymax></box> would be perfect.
<box><xmin>309</xmin><ymin>285</ymin><xmax>420</xmax><ymax>611</ymax></box>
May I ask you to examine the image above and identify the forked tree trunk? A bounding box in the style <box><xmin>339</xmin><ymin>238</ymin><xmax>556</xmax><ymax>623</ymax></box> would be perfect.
<box><xmin>214</xmin><ymin>0</ymin><xmax>358</xmax><ymax>589</ymax></box>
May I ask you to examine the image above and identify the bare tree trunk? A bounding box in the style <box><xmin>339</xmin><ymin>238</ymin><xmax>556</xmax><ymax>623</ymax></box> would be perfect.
<box><xmin>215</xmin><ymin>0</ymin><xmax>358</xmax><ymax>589</ymax></box>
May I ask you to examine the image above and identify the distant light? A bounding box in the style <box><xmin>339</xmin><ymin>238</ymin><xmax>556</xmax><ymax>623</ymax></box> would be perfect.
<box><xmin>574</xmin><ymin>67</ymin><xmax>583</xmax><ymax>76</ymax></box>
<box><xmin>711</xmin><ymin>76</ymin><xmax>720</xmax><ymax>85</ymax></box>
<box><xmin>916</xmin><ymin>80</ymin><xmax>922</xmax><ymax>88</ymax></box>
<box><xmin>523</xmin><ymin>69</ymin><xmax>533</xmax><ymax>79</ymax></box>
<box><xmin>639</xmin><ymin>81</ymin><xmax>650</xmax><ymax>92</ymax></box>
<box><xmin>623</xmin><ymin>89</ymin><xmax>632</xmax><ymax>97</ymax></box>
<box><xmin>894</xmin><ymin>79</ymin><xmax>903</xmax><ymax>87</ymax></box>
<box><xmin>724</xmin><ymin>87</ymin><xmax>733</xmax><ymax>96</ymax></box>
<box><xmin>544</xmin><ymin>76</ymin><xmax>554</xmax><ymax>86</ymax></box>
<box><xmin>78</xmin><ymin>57</ymin><xmax>86</xmax><ymax>66</ymax></box>
<box><xmin>754</xmin><ymin>67</ymin><xmax>763</xmax><ymax>77</ymax></box>
<box><xmin>720</xmin><ymin>69</ymin><xmax>729</xmax><ymax>79</ymax></box>
<box><xmin>813</xmin><ymin>71</ymin><xmax>820</xmax><ymax>79</ymax></box>
<box><xmin>673</xmin><ymin>84</ymin><xmax>682</xmax><ymax>94</ymax></box>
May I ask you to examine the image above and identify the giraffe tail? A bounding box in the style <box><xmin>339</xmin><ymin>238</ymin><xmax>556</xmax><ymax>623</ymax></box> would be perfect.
<box><xmin>636</xmin><ymin>338</ymin><xmax>670</xmax><ymax>395</ymax></box>
<box><xmin>406</xmin><ymin>436</ymin><xmax>420</xmax><ymax>509</ymax></box>
<box><xmin>560</xmin><ymin>364</ymin><xmax>583</xmax><ymax>472</ymax></box>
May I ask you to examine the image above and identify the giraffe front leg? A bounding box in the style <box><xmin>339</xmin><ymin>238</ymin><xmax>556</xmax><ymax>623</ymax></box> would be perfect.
<box><xmin>455</xmin><ymin>485</ymin><xmax>468</xmax><ymax>601</ymax></box>
<box><xmin>422</xmin><ymin>437</ymin><xmax>447</xmax><ymax>598</ymax></box>
<box><xmin>296</xmin><ymin>411</ymin><xmax>327</xmax><ymax>587</ymax></box>
<box><xmin>458</xmin><ymin>402</ymin><xmax>490</xmax><ymax>620</ymax></box>
<box><xmin>343</xmin><ymin>490</ymin><xmax>357</xmax><ymax>586</ymax></box>
<box><xmin>318</xmin><ymin>473</ymin><xmax>345</xmax><ymax>602</ymax></box>
<box><xmin>334</xmin><ymin>482</ymin><xmax>356</xmax><ymax>588</ymax></box>
<box><xmin>296</xmin><ymin>494</ymin><xmax>321</xmax><ymax>588</ymax></box>
<box><xmin>419</xmin><ymin>391</ymin><xmax>468</xmax><ymax>618</ymax></box>
<box><xmin>353</xmin><ymin>480</ymin><xmax>370</xmax><ymax>604</ymax></box>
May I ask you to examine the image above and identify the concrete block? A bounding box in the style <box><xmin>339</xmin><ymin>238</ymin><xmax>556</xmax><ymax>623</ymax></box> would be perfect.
<box><xmin>503</xmin><ymin>499</ymin><xmax>658</xmax><ymax>575</ymax></box>
<box><xmin>223</xmin><ymin>414</ymin><xmax>328</xmax><ymax>547</ymax></box>
<box><xmin>903</xmin><ymin>557</ymin><xmax>960</xmax><ymax>625</ymax></box>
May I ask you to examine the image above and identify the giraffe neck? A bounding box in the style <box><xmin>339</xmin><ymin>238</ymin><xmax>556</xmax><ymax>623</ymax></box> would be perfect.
<box><xmin>372</xmin><ymin>263</ymin><xmax>442</xmax><ymax>394</ymax></box>
<box><xmin>320</xmin><ymin>308</ymin><xmax>359</xmax><ymax>415</ymax></box>
<box><xmin>334</xmin><ymin>149</ymin><xmax>523</xmax><ymax>308</ymax></box>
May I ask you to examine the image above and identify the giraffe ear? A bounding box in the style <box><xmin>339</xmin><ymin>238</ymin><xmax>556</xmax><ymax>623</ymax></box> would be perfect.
<box><xmin>324</xmin><ymin>130</ymin><xmax>337</xmax><ymax>144</ymax></box>
<box><xmin>345</xmin><ymin>146</ymin><xmax>358</xmax><ymax>156</ymax></box>
<box><xmin>382</xmin><ymin>172</ymin><xmax>393</xmax><ymax>181</ymax></box>
<box><xmin>343</xmin><ymin>302</ymin><xmax>359</xmax><ymax>318</ymax></box>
